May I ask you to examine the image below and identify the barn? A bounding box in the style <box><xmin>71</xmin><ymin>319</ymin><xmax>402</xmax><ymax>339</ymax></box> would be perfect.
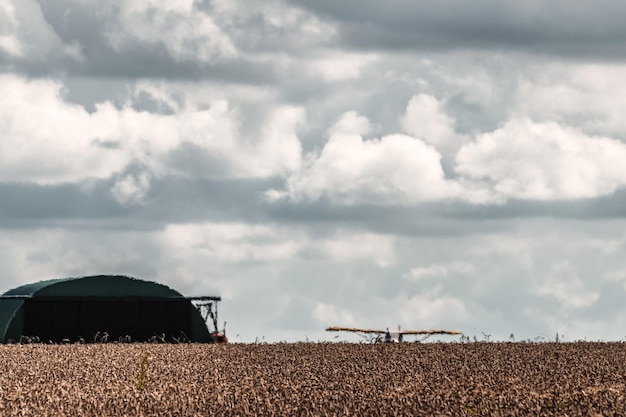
<box><xmin>0</xmin><ymin>275</ymin><xmax>223</xmax><ymax>343</ymax></box>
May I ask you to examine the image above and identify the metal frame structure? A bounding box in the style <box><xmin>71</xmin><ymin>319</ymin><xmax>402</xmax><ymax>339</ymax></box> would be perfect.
<box><xmin>187</xmin><ymin>296</ymin><xmax>223</xmax><ymax>335</ymax></box>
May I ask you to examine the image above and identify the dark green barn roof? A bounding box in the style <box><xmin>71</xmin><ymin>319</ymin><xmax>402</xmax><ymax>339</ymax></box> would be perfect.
<box><xmin>3</xmin><ymin>275</ymin><xmax>182</xmax><ymax>298</ymax></box>
<box><xmin>0</xmin><ymin>275</ymin><xmax>216</xmax><ymax>343</ymax></box>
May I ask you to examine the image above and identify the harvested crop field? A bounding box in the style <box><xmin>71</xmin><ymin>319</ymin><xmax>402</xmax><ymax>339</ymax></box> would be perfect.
<box><xmin>1</xmin><ymin>342</ymin><xmax>626</xmax><ymax>416</ymax></box>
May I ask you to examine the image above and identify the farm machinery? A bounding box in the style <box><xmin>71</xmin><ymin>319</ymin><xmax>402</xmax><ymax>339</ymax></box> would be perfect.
<box><xmin>326</xmin><ymin>325</ymin><xmax>461</xmax><ymax>343</ymax></box>
<box><xmin>193</xmin><ymin>297</ymin><xmax>228</xmax><ymax>343</ymax></box>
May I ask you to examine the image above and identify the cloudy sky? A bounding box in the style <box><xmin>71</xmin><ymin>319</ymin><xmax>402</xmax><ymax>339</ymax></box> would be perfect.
<box><xmin>2</xmin><ymin>0</ymin><xmax>626</xmax><ymax>342</ymax></box>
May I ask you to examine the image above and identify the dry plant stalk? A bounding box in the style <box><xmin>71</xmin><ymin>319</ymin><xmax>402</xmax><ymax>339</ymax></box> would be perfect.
<box><xmin>136</xmin><ymin>351</ymin><xmax>149</xmax><ymax>391</ymax></box>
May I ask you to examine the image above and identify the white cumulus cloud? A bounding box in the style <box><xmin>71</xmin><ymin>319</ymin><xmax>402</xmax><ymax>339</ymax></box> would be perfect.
<box><xmin>271</xmin><ymin>111</ymin><xmax>460</xmax><ymax>205</ymax></box>
<box><xmin>400</xmin><ymin>93</ymin><xmax>467</xmax><ymax>155</ymax></box>
<box><xmin>105</xmin><ymin>0</ymin><xmax>236</xmax><ymax>61</ymax></box>
<box><xmin>312</xmin><ymin>303</ymin><xmax>357</xmax><ymax>327</ymax></box>
<box><xmin>456</xmin><ymin>119</ymin><xmax>626</xmax><ymax>201</ymax></box>
<box><xmin>0</xmin><ymin>75</ymin><xmax>128</xmax><ymax>184</ymax></box>
<box><xmin>515</xmin><ymin>63</ymin><xmax>626</xmax><ymax>139</ymax></box>
<box><xmin>0</xmin><ymin>76</ymin><xmax>304</xmax><ymax>193</ymax></box>
<box><xmin>110</xmin><ymin>171</ymin><xmax>151</xmax><ymax>206</ymax></box>
<box><xmin>534</xmin><ymin>261</ymin><xmax>599</xmax><ymax>309</ymax></box>
<box><xmin>0</xmin><ymin>0</ymin><xmax>82</xmax><ymax>61</ymax></box>
<box><xmin>377</xmin><ymin>290</ymin><xmax>467</xmax><ymax>330</ymax></box>
<box><xmin>403</xmin><ymin>261</ymin><xmax>476</xmax><ymax>282</ymax></box>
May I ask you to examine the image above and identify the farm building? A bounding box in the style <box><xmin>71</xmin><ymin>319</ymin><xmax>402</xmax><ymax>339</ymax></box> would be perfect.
<box><xmin>0</xmin><ymin>275</ymin><xmax>224</xmax><ymax>343</ymax></box>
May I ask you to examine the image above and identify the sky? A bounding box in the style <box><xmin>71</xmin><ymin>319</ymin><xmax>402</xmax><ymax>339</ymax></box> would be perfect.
<box><xmin>2</xmin><ymin>0</ymin><xmax>626</xmax><ymax>343</ymax></box>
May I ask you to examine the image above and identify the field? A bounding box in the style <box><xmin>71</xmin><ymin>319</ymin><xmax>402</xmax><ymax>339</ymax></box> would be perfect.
<box><xmin>1</xmin><ymin>342</ymin><xmax>626</xmax><ymax>416</ymax></box>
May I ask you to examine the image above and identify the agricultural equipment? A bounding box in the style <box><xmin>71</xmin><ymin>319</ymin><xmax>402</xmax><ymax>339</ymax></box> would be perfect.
<box><xmin>326</xmin><ymin>325</ymin><xmax>461</xmax><ymax>343</ymax></box>
<box><xmin>193</xmin><ymin>297</ymin><xmax>228</xmax><ymax>343</ymax></box>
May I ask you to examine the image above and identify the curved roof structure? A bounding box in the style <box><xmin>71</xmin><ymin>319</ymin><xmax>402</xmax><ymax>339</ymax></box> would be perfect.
<box><xmin>0</xmin><ymin>275</ymin><xmax>217</xmax><ymax>343</ymax></box>
<box><xmin>3</xmin><ymin>275</ymin><xmax>182</xmax><ymax>298</ymax></box>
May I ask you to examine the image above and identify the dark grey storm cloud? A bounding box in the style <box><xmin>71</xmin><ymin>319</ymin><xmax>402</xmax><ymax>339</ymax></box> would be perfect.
<box><xmin>0</xmin><ymin>178</ymin><xmax>275</xmax><ymax>229</ymax></box>
<box><xmin>0</xmin><ymin>42</ymin><xmax>279</xmax><ymax>84</ymax></box>
<box><xmin>292</xmin><ymin>0</ymin><xmax>626</xmax><ymax>58</ymax></box>
<box><xmin>5</xmin><ymin>172</ymin><xmax>626</xmax><ymax>240</ymax></box>
<box><xmin>0</xmin><ymin>182</ymin><xmax>124</xmax><ymax>227</ymax></box>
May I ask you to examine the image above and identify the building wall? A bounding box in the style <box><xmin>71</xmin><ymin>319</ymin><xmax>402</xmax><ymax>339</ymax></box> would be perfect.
<box><xmin>22</xmin><ymin>299</ymin><xmax>194</xmax><ymax>342</ymax></box>
<box><xmin>0</xmin><ymin>276</ymin><xmax>214</xmax><ymax>343</ymax></box>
